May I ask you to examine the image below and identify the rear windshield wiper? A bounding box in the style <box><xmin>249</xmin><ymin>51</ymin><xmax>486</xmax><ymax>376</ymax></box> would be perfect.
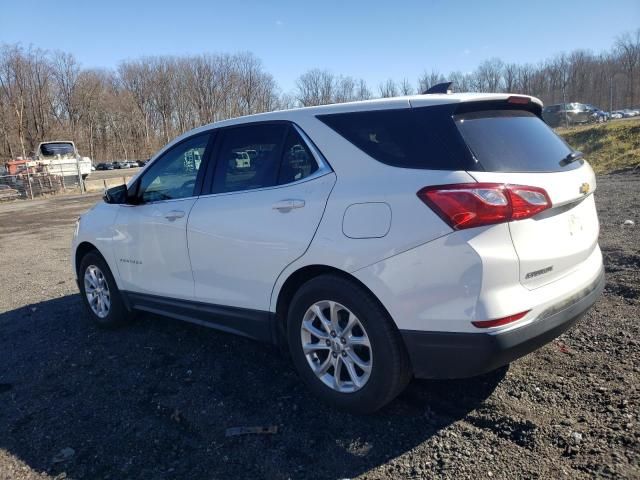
<box><xmin>559</xmin><ymin>151</ymin><xmax>583</xmax><ymax>167</ymax></box>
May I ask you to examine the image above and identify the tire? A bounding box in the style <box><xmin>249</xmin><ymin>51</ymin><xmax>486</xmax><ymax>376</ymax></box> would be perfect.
<box><xmin>287</xmin><ymin>274</ymin><xmax>411</xmax><ymax>413</ymax></box>
<box><xmin>78</xmin><ymin>250</ymin><xmax>134</xmax><ymax>328</ymax></box>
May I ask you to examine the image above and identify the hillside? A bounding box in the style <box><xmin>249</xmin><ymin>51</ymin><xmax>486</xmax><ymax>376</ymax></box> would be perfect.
<box><xmin>557</xmin><ymin>118</ymin><xmax>640</xmax><ymax>174</ymax></box>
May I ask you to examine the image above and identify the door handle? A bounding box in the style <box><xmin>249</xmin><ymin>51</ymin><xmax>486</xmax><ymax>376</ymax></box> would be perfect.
<box><xmin>272</xmin><ymin>199</ymin><xmax>305</xmax><ymax>212</ymax></box>
<box><xmin>164</xmin><ymin>210</ymin><xmax>185</xmax><ymax>221</ymax></box>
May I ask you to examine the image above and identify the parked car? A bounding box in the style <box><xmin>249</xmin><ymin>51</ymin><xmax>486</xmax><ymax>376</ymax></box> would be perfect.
<box><xmin>229</xmin><ymin>151</ymin><xmax>251</xmax><ymax>170</ymax></box>
<box><xmin>72</xmin><ymin>93</ymin><xmax>604</xmax><ymax>412</ymax></box>
<box><xmin>584</xmin><ymin>104</ymin><xmax>609</xmax><ymax>123</ymax></box>
<box><xmin>112</xmin><ymin>161</ymin><xmax>128</xmax><ymax>169</ymax></box>
<box><xmin>136</xmin><ymin>160</ymin><xmax>149</xmax><ymax>167</ymax></box>
<box><xmin>96</xmin><ymin>163</ymin><xmax>114</xmax><ymax>171</ymax></box>
<box><xmin>623</xmin><ymin>108</ymin><xmax>639</xmax><ymax>117</ymax></box>
<box><xmin>0</xmin><ymin>184</ymin><xmax>20</xmax><ymax>201</ymax></box>
<box><xmin>542</xmin><ymin>102</ymin><xmax>593</xmax><ymax>127</ymax></box>
<box><xmin>611</xmin><ymin>111</ymin><xmax>625</xmax><ymax>119</ymax></box>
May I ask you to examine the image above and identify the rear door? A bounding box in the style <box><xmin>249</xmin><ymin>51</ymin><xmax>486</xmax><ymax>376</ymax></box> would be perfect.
<box><xmin>187</xmin><ymin>123</ymin><xmax>335</xmax><ymax>311</ymax></box>
<box><xmin>455</xmin><ymin>108</ymin><xmax>599</xmax><ymax>289</ymax></box>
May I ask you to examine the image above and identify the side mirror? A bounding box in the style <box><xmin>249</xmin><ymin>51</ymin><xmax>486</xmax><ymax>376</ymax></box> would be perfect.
<box><xmin>125</xmin><ymin>178</ymin><xmax>141</xmax><ymax>205</ymax></box>
<box><xmin>103</xmin><ymin>184</ymin><xmax>127</xmax><ymax>204</ymax></box>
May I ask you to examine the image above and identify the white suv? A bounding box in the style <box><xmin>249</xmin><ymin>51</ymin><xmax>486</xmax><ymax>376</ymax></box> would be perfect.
<box><xmin>72</xmin><ymin>93</ymin><xmax>604</xmax><ymax>412</ymax></box>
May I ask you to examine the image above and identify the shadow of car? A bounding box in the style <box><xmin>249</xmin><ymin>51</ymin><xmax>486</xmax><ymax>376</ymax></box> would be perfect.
<box><xmin>0</xmin><ymin>294</ymin><xmax>506</xmax><ymax>479</ymax></box>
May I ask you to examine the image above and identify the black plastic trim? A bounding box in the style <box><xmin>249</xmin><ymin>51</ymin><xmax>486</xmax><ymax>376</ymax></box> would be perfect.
<box><xmin>400</xmin><ymin>269</ymin><xmax>605</xmax><ymax>379</ymax></box>
<box><xmin>122</xmin><ymin>291</ymin><xmax>275</xmax><ymax>343</ymax></box>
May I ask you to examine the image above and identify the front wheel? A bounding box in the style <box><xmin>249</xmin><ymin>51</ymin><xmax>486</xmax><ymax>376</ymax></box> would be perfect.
<box><xmin>78</xmin><ymin>251</ymin><xmax>134</xmax><ymax>328</ymax></box>
<box><xmin>287</xmin><ymin>275</ymin><xmax>411</xmax><ymax>413</ymax></box>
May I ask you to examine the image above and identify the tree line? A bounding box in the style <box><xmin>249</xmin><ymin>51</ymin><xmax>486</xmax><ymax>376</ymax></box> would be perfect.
<box><xmin>1</xmin><ymin>29</ymin><xmax>638</xmax><ymax>163</ymax></box>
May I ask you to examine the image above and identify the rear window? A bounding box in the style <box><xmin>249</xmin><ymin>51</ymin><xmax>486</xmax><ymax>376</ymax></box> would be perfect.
<box><xmin>40</xmin><ymin>142</ymin><xmax>75</xmax><ymax>157</ymax></box>
<box><xmin>317</xmin><ymin>105</ymin><xmax>475</xmax><ymax>170</ymax></box>
<box><xmin>455</xmin><ymin>110</ymin><xmax>580</xmax><ymax>172</ymax></box>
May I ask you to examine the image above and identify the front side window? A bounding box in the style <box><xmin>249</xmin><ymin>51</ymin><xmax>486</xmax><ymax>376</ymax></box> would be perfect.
<box><xmin>139</xmin><ymin>133</ymin><xmax>210</xmax><ymax>203</ymax></box>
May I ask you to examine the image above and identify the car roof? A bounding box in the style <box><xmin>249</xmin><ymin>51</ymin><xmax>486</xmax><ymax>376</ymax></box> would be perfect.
<box><xmin>174</xmin><ymin>92</ymin><xmax>541</xmax><ymax>139</ymax></box>
<box><xmin>129</xmin><ymin>92</ymin><xmax>542</xmax><ymax>186</ymax></box>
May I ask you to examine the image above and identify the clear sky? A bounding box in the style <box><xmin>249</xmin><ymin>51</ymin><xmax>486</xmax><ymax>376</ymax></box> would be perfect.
<box><xmin>1</xmin><ymin>0</ymin><xmax>638</xmax><ymax>93</ymax></box>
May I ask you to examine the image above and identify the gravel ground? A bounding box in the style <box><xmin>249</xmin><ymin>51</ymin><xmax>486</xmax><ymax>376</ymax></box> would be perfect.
<box><xmin>0</xmin><ymin>174</ymin><xmax>638</xmax><ymax>480</ymax></box>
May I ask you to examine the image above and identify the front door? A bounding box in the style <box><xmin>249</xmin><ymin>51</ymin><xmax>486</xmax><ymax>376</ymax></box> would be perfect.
<box><xmin>112</xmin><ymin>132</ymin><xmax>211</xmax><ymax>299</ymax></box>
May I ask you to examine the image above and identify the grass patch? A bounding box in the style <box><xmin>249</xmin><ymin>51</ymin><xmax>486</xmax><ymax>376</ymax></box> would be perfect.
<box><xmin>556</xmin><ymin>118</ymin><xmax>640</xmax><ymax>174</ymax></box>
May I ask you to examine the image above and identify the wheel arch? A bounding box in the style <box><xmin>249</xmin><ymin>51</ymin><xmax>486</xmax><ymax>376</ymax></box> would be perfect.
<box><xmin>273</xmin><ymin>264</ymin><xmax>395</xmax><ymax>347</ymax></box>
<box><xmin>74</xmin><ymin>241</ymin><xmax>111</xmax><ymax>279</ymax></box>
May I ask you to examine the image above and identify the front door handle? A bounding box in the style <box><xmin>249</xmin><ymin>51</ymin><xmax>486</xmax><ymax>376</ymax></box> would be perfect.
<box><xmin>272</xmin><ymin>199</ymin><xmax>305</xmax><ymax>212</ymax></box>
<box><xmin>164</xmin><ymin>210</ymin><xmax>185</xmax><ymax>221</ymax></box>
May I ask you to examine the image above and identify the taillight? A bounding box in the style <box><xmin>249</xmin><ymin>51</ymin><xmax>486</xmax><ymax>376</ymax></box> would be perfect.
<box><xmin>417</xmin><ymin>183</ymin><xmax>551</xmax><ymax>230</ymax></box>
<box><xmin>471</xmin><ymin>310</ymin><xmax>530</xmax><ymax>328</ymax></box>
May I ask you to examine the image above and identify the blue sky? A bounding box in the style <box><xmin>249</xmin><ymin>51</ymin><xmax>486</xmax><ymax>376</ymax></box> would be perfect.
<box><xmin>1</xmin><ymin>0</ymin><xmax>638</xmax><ymax>93</ymax></box>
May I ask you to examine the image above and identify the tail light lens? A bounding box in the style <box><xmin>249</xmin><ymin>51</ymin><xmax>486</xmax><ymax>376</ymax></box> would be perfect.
<box><xmin>471</xmin><ymin>310</ymin><xmax>530</xmax><ymax>328</ymax></box>
<box><xmin>417</xmin><ymin>183</ymin><xmax>551</xmax><ymax>230</ymax></box>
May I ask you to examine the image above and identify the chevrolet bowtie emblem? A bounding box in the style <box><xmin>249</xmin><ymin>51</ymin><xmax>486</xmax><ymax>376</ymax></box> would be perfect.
<box><xmin>579</xmin><ymin>182</ymin><xmax>590</xmax><ymax>195</ymax></box>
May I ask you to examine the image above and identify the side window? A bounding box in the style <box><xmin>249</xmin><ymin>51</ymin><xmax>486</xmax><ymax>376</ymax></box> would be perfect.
<box><xmin>139</xmin><ymin>133</ymin><xmax>209</xmax><ymax>203</ymax></box>
<box><xmin>212</xmin><ymin>124</ymin><xmax>287</xmax><ymax>193</ymax></box>
<box><xmin>277</xmin><ymin>129</ymin><xmax>319</xmax><ymax>185</ymax></box>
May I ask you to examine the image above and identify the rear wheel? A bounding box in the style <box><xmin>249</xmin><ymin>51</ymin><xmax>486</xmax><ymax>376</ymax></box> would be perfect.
<box><xmin>287</xmin><ymin>275</ymin><xmax>411</xmax><ymax>413</ymax></box>
<box><xmin>78</xmin><ymin>251</ymin><xmax>133</xmax><ymax>328</ymax></box>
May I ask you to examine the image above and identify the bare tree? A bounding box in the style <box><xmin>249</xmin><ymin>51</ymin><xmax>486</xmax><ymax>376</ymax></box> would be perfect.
<box><xmin>378</xmin><ymin>78</ymin><xmax>397</xmax><ymax>98</ymax></box>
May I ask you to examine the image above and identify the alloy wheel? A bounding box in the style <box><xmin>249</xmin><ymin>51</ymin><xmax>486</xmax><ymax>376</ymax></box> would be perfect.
<box><xmin>84</xmin><ymin>265</ymin><xmax>111</xmax><ymax>318</ymax></box>
<box><xmin>300</xmin><ymin>300</ymin><xmax>373</xmax><ymax>393</ymax></box>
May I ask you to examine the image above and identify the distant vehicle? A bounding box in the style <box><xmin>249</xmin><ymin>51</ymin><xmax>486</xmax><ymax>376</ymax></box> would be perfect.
<box><xmin>96</xmin><ymin>163</ymin><xmax>115</xmax><ymax>171</ymax></box>
<box><xmin>610</xmin><ymin>110</ymin><xmax>626</xmax><ymax>119</ymax></box>
<box><xmin>584</xmin><ymin>104</ymin><xmax>609</xmax><ymax>123</ymax></box>
<box><xmin>542</xmin><ymin>103</ymin><xmax>593</xmax><ymax>127</ymax></box>
<box><xmin>113</xmin><ymin>161</ymin><xmax>128</xmax><ymax>169</ymax></box>
<box><xmin>229</xmin><ymin>151</ymin><xmax>251</xmax><ymax>170</ymax></box>
<box><xmin>35</xmin><ymin>141</ymin><xmax>92</xmax><ymax>179</ymax></box>
<box><xmin>0</xmin><ymin>184</ymin><xmax>20</xmax><ymax>201</ymax></box>
<box><xmin>136</xmin><ymin>160</ymin><xmax>149</xmax><ymax>167</ymax></box>
<box><xmin>623</xmin><ymin>108</ymin><xmax>639</xmax><ymax>117</ymax></box>
<box><xmin>125</xmin><ymin>161</ymin><xmax>138</xmax><ymax>168</ymax></box>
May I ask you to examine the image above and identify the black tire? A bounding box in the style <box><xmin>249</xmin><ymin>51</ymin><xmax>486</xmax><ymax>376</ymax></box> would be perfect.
<box><xmin>78</xmin><ymin>250</ymin><xmax>134</xmax><ymax>328</ymax></box>
<box><xmin>287</xmin><ymin>274</ymin><xmax>411</xmax><ymax>414</ymax></box>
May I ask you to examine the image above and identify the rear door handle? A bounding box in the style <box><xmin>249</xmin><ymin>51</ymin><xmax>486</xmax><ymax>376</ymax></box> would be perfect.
<box><xmin>164</xmin><ymin>210</ymin><xmax>185</xmax><ymax>221</ymax></box>
<box><xmin>272</xmin><ymin>199</ymin><xmax>305</xmax><ymax>212</ymax></box>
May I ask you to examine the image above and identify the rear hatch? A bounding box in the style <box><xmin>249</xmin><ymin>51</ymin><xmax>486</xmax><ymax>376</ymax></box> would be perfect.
<box><xmin>455</xmin><ymin>105</ymin><xmax>599</xmax><ymax>289</ymax></box>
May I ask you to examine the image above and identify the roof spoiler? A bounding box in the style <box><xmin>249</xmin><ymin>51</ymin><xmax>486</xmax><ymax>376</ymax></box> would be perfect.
<box><xmin>422</xmin><ymin>82</ymin><xmax>453</xmax><ymax>95</ymax></box>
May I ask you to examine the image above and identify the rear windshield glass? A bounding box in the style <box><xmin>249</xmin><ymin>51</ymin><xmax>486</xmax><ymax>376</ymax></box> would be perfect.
<box><xmin>40</xmin><ymin>142</ymin><xmax>75</xmax><ymax>157</ymax></box>
<box><xmin>317</xmin><ymin>105</ymin><xmax>475</xmax><ymax>170</ymax></box>
<box><xmin>455</xmin><ymin>110</ymin><xmax>580</xmax><ymax>172</ymax></box>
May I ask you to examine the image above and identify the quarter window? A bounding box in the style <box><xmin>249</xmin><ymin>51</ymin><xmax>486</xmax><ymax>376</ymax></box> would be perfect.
<box><xmin>139</xmin><ymin>133</ymin><xmax>209</xmax><ymax>203</ymax></box>
<box><xmin>278</xmin><ymin>129</ymin><xmax>319</xmax><ymax>185</ymax></box>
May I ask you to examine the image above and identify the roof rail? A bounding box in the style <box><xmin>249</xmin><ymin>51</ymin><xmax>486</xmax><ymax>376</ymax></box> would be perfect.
<box><xmin>422</xmin><ymin>82</ymin><xmax>453</xmax><ymax>95</ymax></box>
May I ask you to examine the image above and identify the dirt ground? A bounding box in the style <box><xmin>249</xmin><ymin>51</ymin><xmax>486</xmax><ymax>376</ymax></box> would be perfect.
<box><xmin>0</xmin><ymin>173</ymin><xmax>638</xmax><ymax>480</ymax></box>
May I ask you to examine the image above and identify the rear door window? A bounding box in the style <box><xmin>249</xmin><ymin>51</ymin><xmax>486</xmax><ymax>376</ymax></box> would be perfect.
<box><xmin>212</xmin><ymin>124</ymin><xmax>288</xmax><ymax>193</ymax></box>
<box><xmin>454</xmin><ymin>110</ymin><xmax>580</xmax><ymax>172</ymax></box>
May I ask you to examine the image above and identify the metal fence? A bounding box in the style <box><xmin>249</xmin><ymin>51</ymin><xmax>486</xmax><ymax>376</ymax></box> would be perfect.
<box><xmin>0</xmin><ymin>160</ymin><xmax>86</xmax><ymax>201</ymax></box>
<box><xmin>0</xmin><ymin>172</ymin><xmax>84</xmax><ymax>203</ymax></box>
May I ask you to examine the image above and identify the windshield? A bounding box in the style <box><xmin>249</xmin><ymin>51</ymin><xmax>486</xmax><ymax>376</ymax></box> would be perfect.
<box><xmin>40</xmin><ymin>142</ymin><xmax>75</xmax><ymax>157</ymax></box>
<box><xmin>455</xmin><ymin>110</ymin><xmax>581</xmax><ymax>172</ymax></box>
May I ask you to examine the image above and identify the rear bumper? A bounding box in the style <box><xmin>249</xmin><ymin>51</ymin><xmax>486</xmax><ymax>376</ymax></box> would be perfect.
<box><xmin>401</xmin><ymin>268</ymin><xmax>604</xmax><ymax>379</ymax></box>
